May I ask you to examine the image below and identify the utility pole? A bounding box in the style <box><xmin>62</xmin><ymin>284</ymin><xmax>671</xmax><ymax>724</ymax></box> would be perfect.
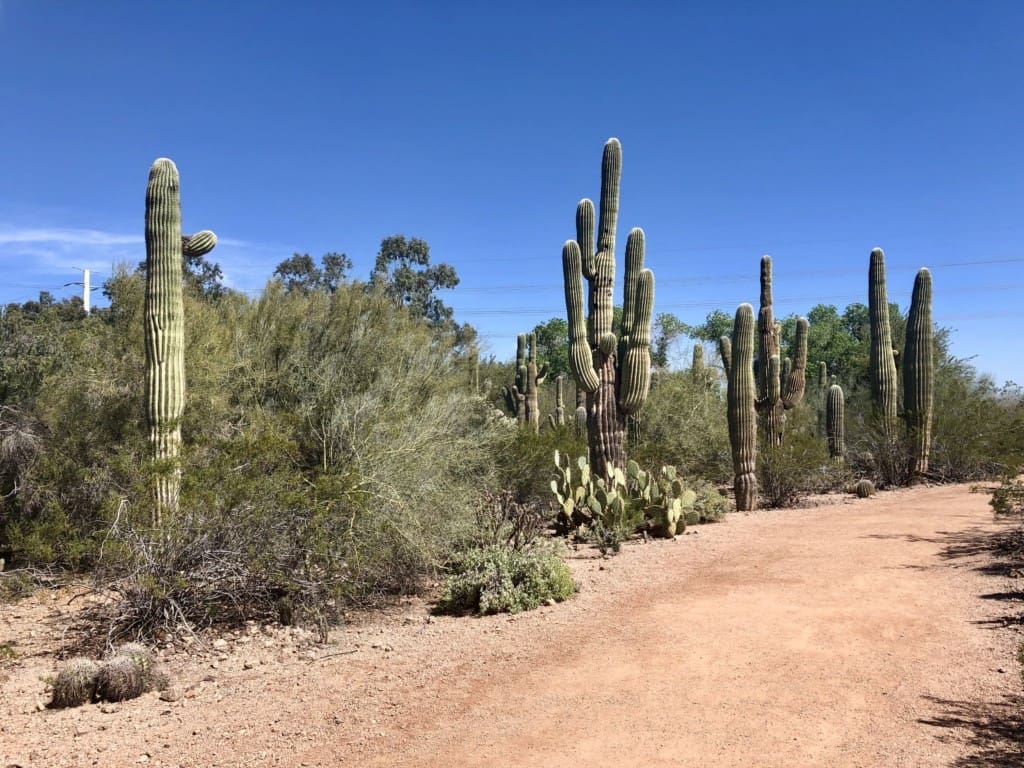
<box><xmin>65</xmin><ymin>267</ymin><xmax>97</xmax><ymax>313</ymax></box>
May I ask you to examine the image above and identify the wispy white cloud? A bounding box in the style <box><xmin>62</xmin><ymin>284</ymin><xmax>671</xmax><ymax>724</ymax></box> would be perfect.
<box><xmin>0</xmin><ymin>227</ymin><xmax>142</xmax><ymax>247</ymax></box>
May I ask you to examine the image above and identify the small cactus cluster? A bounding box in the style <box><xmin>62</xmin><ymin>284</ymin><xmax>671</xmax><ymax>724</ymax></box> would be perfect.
<box><xmin>49</xmin><ymin>643</ymin><xmax>168</xmax><ymax>708</ymax></box>
<box><xmin>853</xmin><ymin>479</ymin><xmax>876</xmax><ymax>498</ymax></box>
<box><xmin>626</xmin><ymin>461</ymin><xmax>696</xmax><ymax>537</ymax></box>
<box><xmin>562</xmin><ymin>138</ymin><xmax>654</xmax><ymax>479</ymax></box>
<box><xmin>144</xmin><ymin>158</ymin><xmax>216</xmax><ymax>528</ymax></box>
<box><xmin>551</xmin><ymin>452</ymin><xmax>705</xmax><ymax>539</ymax></box>
<box><xmin>503</xmin><ymin>332</ymin><xmax>548</xmax><ymax>433</ymax></box>
<box><xmin>552</xmin><ymin>450</ymin><xmax>628</xmax><ymax>531</ymax></box>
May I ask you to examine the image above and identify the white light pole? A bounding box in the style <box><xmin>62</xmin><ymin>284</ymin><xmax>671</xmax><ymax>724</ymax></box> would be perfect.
<box><xmin>65</xmin><ymin>267</ymin><xmax>98</xmax><ymax>313</ymax></box>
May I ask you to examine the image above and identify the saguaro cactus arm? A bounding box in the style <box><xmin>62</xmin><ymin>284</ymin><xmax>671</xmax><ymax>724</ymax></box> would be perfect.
<box><xmin>619</xmin><ymin>229</ymin><xmax>653</xmax><ymax>415</ymax></box>
<box><xmin>562</xmin><ymin>241</ymin><xmax>600</xmax><ymax>393</ymax></box>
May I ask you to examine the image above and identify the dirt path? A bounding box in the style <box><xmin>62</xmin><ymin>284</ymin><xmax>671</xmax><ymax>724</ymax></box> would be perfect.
<box><xmin>2</xmin><ymin>484</ymin><xmax>1022</xmax><ymax>767</ymax></box>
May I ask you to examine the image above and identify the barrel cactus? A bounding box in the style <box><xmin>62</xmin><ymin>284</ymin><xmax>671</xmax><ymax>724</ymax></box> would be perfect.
<box><xmin>726</xmin><ymin>304</ymin><xmax>758</xmax><ymax>511</ymax></box>
<box><xmin>562</xmin><ymin>138</ymin><xmax>654</xmax><ymax>479</ymax></box>
<box><xmin>868</xmin><ymin>247</ymin><xmax>898</xmax><ymax>435</ymax></box>
<box><xmin>903</xmin><ymin>268</ymin><xmax>934</xmax><ymax>480</ymax></box>
<box><xmin>144</xmin><ymin>158</ymin><xmax>216</xmax><ymax>528</ymax></box>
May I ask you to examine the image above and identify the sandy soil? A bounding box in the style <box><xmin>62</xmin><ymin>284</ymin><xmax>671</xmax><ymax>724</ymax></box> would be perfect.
<box><xmin>1</xmin><ymin>483</ymin><xmax>1021</xmax><ymax>768</ymax></box>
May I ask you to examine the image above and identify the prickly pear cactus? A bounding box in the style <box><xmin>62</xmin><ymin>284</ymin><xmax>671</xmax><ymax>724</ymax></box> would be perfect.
<box><xmin>904</xmin><ymin>268</ymin><xmax>933</xmax><ymax>480</ymax></box>
<box><xmin>144</xmin><ymin>158</ymin><xmax>216</xmax><ymax>528</ymax></box>
<box><xmin>562</xmin><ymin>138</ymin><xmax>654</xmax><ymax>480</ymax></box>
<box><xmin>726</xmin><ymin>304</ymin><xmax>758</xmax><ymax>511</ymax></box>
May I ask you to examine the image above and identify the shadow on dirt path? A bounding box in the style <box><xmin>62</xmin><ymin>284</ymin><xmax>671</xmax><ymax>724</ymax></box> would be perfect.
<box><xmin>919</xmin><ymin>695</ymin><xmax>1024</xmax><ymax>768</ymax></box>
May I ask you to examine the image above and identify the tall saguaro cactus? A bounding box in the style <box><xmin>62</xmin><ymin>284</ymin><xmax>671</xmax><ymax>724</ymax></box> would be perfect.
<box><xmin>144</xmin><ymin>158</ymin><xmax>216</xmax><ymax>528</ymax></box>
<box><xmin>903</xmin><ymin>268</ymin><xmax>934</xmax><ymax>479</ymax></box>
<box><xmin>562</xmin><ymin>138</ymin><xmax>654</xmax><ymax>479</ymax></box>
<box><xmin>868</xmin><ymin>247</ymin><xmax>898</xmax><ymax>435</ymax></box>
<box><xmin>502</xmin><ymin>334</ymin><xmax>528</xmax><ymax>426</ymax></box>
<box><xmin>826</xmin><ymin>383</ymin><xmax>845</xmax><ymax>460</ymax></box>
<box><xmin>755</xmin><ymin>256</ymin><xmax>808</xmax><ymax>446</ymax></box>
<box><xmin>727</xmin><ymin>304</ymin><xmax>758</xmax><ymax>510</ymax></box>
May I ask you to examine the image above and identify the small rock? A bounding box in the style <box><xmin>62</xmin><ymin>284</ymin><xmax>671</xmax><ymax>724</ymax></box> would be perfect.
<box><xmin>543</xmin><ymin>598</ymin><xmax>556</xmax><ymax>607</ymax></box>
<box><xmin>212</xmin><ymin>638</ymin><xmax>228</xmax><ymax>650</ymax></box>
<box><xmin>159</xmin><ymin>686</ymin><xmax>183</xmax><ymax>702</ymax></box>
<box><xmin>243</xmin><ymin>659</ymin><xmax>256</xmax><ymax>670</ymax></box>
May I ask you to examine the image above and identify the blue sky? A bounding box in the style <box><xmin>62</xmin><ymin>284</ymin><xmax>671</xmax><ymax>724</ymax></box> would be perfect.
<box><xmin>1</xmin><ymin>1</ymin><xmax>1022</xmax><ymax>384</ymax></box>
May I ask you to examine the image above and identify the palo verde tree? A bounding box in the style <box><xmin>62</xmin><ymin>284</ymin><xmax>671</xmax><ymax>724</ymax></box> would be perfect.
<box><xmin>561</xmin><ymin>138</ymin><xmax>654</xmax><ymax>479</ymax></box>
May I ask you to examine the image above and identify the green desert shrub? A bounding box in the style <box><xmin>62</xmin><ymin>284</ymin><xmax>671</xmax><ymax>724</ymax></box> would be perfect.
<box><xmin>758</xmin><ymin>427</ymin><xmax>847</xmax><ymax>509</ymax></box>
<box><xmin>687</xmin><ymin>479</ymin><xmax>733</xmax><ymax>524</ymax></box>
<box><xmin>436</xmin><ymin>542</ymin><xmax>575</xmax><ymax>615</ymax></box>
<box><xmin>630</xmin><ymin>370</ymin><xmax>731</xmax><ymax>484</ymax></box>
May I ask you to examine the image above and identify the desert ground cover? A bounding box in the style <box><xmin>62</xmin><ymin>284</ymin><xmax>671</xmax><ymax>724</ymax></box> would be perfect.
<box><xmin>1</xmin><ymin>482</ymin><xmax>1021</xmax><ymax>768</ymax></box>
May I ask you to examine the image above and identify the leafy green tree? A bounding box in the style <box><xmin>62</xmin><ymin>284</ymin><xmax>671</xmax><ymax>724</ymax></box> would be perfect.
<box><xmin>690</xmin><ymin>309</ymin><xmax>733</xmax><ymax>344</ymax></box>
<box><xmin>530</xmin><ymin>317</ymin><xmax>569</xmax><ymax>378</ymax></box>
<box><xmin>370</xmin><ymin>235</ymin><xmax>459</xmax><ymax>328</ymax></box>
<box><xmin>273</xmin><ymin>252</ymin><xmax>353</xmax><ymax>294</ymax></box>
<box><xmin>652</xmin><ymin>312</ymin><xmax>690</xmax><ymax>369</ymax></box>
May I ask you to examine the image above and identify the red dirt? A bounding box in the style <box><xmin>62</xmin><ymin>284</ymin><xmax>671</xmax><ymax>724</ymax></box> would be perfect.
<box><xmin>1</xmin><ymin>483</ymin><xmax>1021</xmax><ymax>767</ymax></box>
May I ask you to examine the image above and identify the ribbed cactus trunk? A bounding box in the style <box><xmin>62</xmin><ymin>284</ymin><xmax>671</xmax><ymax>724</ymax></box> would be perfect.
<box><xmin>144</xmin><ymin>160</ymin><xmax>186</xmax><ymax>529</ymax></box>
<box><xmin>826</xmin><ymin>383</ymin><xmax>845</xmax><ymax>460</ymax></box>
<box><xmin>144</xmin><ymin>159</ymin><xmax>215</xmax><ymax>529</ymax></box>
<box><xmin>868</xmin><ymin>247</ymin><xmax>898</xmax><ymax>435</ymax></box>
<box><xmin>727</xmin><ymin>304</ymin><xmax>758</xmax><ymax>511</ymax></box>
<box><xmin>562</xmin><ymin>139</ymin><xmax>654</xmax><ymax>480</ymax></box>
<box><xmin>502</xmin><ymin>334</ymin><xmax>528</xmax><ymax>425</ymax></box>
<box><xmin>553</xmin><ymin>374</ymin><xmax>566</xmax><ymax>426</ymax></box>
<box><xmin>523</xmin><ymin>333</ymin><xmax>547</xmax><ymax>434</ymax></box>
<box><xmin>574</xmin><ymin>386</ymin><xmax>586</xmax><ymax>438</ymax></box>
<box><xmin>755</xmin><ymin>256</ymin><xmax>808</xmax><ymax>446</ymax></box>
<box><xmin>903</xmin><ymin>268</ymin><xmax>934</xmax><ymax>480</ymax></box>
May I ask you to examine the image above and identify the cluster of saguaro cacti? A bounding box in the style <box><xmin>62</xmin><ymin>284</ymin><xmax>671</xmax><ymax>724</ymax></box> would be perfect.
<box><xmin>755</xmin><ymin>256</ymin><xmax>808</xmax><ymax>446</ymax></box>
<box><xmin>562</xmin><ymin>138</ymin><xmax>654</xmax><ymax>479</ymax></box>
<box><xmin>868</xmin><ymin>249</ymin><xmax>935</xmax><ymax>479</ymax></box>
<box><xmin>144</xmin><ymin>158</ymin><xmax>216</xmax><ymax>528</ymax></box>
<box><xmin>503</xmin><ymin>332</ymin><xmax>548</xmax><ymax>433</ymax></box>
<box><xmin>724</xmin><ymin>304</ymin><xmax>758</xmax><ymax>510</ymax></box>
